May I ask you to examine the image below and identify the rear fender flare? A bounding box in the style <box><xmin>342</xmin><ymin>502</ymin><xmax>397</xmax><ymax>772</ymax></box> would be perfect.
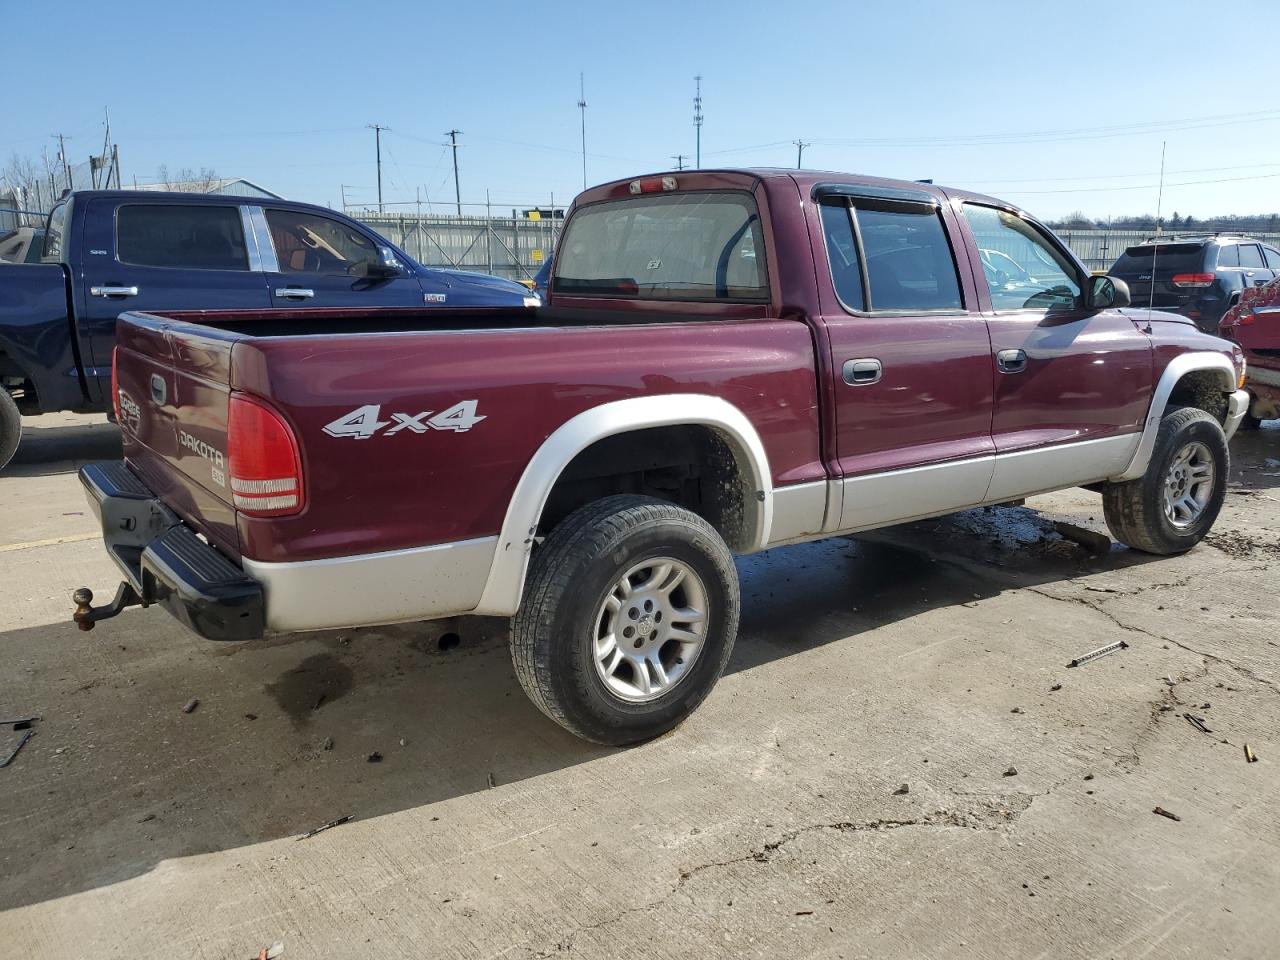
<box><xmin>1113</xmin><ymin>352</ymin><xmax>1235</xmax><ymax>481</ymax></box>
<box><xmin>472</xmin><ymin>394</ymin><xmax>773</xmax><ymax>617</ymax></box>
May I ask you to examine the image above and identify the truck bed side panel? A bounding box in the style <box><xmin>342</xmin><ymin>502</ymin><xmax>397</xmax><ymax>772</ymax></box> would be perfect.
<box><xmin>233</xmin><ymin>319</ymin><xmax>823</xmax><ymax>563</ymax></box>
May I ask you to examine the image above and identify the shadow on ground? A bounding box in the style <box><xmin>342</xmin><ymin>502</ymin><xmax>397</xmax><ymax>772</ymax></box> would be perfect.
<box><xmin>6</xmin><ymin>419</ymin><xmax>121</xmax><ymax>479</ymax></box>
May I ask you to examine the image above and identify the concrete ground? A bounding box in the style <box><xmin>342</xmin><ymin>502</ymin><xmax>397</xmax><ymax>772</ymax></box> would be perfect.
<box><xmin>2</xmin><ymin>412</ymin><xmax>1278</xmax><ymax>960</ymax></box>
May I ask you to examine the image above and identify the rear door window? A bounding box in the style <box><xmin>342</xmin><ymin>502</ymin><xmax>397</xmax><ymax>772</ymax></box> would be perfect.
<box><xmin>553</xmin><ymin>191</ymin><xmax>767</xmax><ymax>301</ymax></box>
<box><xmin>962</xmin><ymin>204</ymin><xmax>1080</xmax><ymax>311</ymax></box>
<box><xmin>855</xmin><ymin>203</ymin><xmax>962</xmax><ymax>312</ymax></box>
<box><xmin>818</xmin><ymin>201</ymin><xmax>865</xmax><ymax>311</ymax></box>
<box><xmin>1265</xmin><ymin>247</ymin><xmax>1280</xmax><ymax>270</ymax></box>
<box><xmin>116</xmin><ymin>205</ymin><xmax>249</xmax><ymax>270</ymax></box>
<box><xmin>43</xmin><ymin>202</ymin><xmax>68</xmax><ymax>261</ymax></box>
<box><xmin>1217</xmin><ymin>245</ymin><xmax>1240</xmax><ymax>268</ymax></box>
<box><xmin>1239</xmin><ymin>244</ymin><xmax>1265</xmax><ymax>269</ymax></box>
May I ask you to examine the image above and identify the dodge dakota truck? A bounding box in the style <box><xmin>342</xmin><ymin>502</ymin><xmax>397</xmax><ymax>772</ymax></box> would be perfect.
<box><xmin>74</xmin><ymin>168</ymin><xmax>1250</xmax><ymax>745</ymax></box>
<box><xmin>0</xmin><ymin>190</ymin><xmax>536</xmax><ymax>469</ymax></box>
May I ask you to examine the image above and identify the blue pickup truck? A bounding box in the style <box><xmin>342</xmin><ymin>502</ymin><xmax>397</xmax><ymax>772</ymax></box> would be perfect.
<box><xmin>0</xmin><ymin>190</ymin><xmax>536</xmax><ymax>468</ymax></box>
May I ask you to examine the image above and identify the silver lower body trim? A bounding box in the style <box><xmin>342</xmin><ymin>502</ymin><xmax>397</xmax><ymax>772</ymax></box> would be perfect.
<box><xmin>244</xmin><ymin>536</ymin><xmax>498</xmax><ymax>633</ymax></box>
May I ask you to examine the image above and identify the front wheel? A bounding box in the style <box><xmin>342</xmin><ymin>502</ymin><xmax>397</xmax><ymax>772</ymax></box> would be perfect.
<box><xmin>510</xmin><ymin>495</ymin><xmax>740</xmax><ymax>745</ymax></box>
<box><xmin>1103</xmin><ymin>407</ymin><xmax>1228</xmax><ymax>554</ymax></box>
<box><xmin>0</xmin><ymin>389</ymin><xmax>21</xmax><ymax>471</ymax></box>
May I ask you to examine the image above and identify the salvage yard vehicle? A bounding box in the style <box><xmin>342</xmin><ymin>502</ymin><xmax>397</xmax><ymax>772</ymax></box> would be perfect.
<box><xmin>1108</xmin><ymin>234</ymin><xmax>1280</xmax><ymax>335</ymax></box>
<box><xmin>0</xmin><ymin>191</ymin><xmax>537</xmax><ymax>469</ymax></box>
<box><xmin>1219</xmin><ymin>277</ymin><xmax>1280</xmax><ymax>429</ymax></box>
<box><xmin>74</xmin><ymin>168</ymin><xmax>1250</xmax><ymax>745</ymax></box>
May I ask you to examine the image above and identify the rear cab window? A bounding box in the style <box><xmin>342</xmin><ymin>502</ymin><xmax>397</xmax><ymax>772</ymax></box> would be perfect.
<box><xmin>116</xmin><ymin>204</ymin><xmax>249</xmax><ymax>270</ymax></box>
<box><xmin>553</xmin><ymin>191</ymin><xmax>767</xmax><ymax>301</ymax></box>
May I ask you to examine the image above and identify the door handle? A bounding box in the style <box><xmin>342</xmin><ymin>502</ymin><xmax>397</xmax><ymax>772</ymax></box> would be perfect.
<box><xmin>149</xmin><ymin>374</ymin><xmax>167</xmax><ymax>406</ymax></box>
<box><xmin>274</xmin><ymin>287</ymin><xmax>315</xmax><ymax>300</ymax></box>
<box><xmin>90</xmin><ymin>285</ymin><xmax>139</xmax><ymax>298</ymax></box>
<box><xmin>997</xmin><ymin>349</ymin><xmax>1028</xmax><ymax>374</ymax></box>
<box><xmin>842</xmin><ymin>358</ymin><xmax>882</xmax><ymax>386</ymax></box>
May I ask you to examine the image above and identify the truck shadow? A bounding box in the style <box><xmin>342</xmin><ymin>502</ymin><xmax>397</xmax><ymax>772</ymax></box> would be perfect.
<box><xmin>0</xmin><ymin>503</ymin><xmax>1166</xmax><ymax>912</ymax></box>
<box><xmin>6</xmin><ymin>418</ymin><xmax>121</xmax><ymax>479</ymax></box>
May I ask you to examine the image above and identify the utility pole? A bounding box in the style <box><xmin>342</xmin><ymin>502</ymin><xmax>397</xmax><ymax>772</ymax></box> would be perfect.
<box><xmin>367</xmin><ymin>124</ymin><xmax>389</xmax><ymax>213</ymax></box>
<box><xmin>671</xmin><ymin>154</ymin><xmax>688</xmax><ymax>171</ymax></box>
<box><xmin>693</xmin><ymin>76</ymin><xmax>703</xmax><ymax>168</ymax></box>
<box><xmin>53</xmin><ymin>133</ymin><xmax>72</xmax><ymax>190</ymax></box>
<box><xmin>445</xmin><ymin>129</ymin><xmax>463</xmax><ymax>216</ymax></box>
<box><xmin>339</xmin><ymin>184</ymin><xmax>350</xmax><ymax>213</ymax></box>
<box><xmin>793</xmin><ymin>139</ymin><xmax>810</xmax><ymax>169</ymax></box>
<box><xmin>577</xmin><ymin>73</ymin><xmax>588</xmax><ymax>191</ymax></box>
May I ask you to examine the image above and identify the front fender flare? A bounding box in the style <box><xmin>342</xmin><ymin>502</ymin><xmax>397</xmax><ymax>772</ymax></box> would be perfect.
<box><xmin>472</xmin><ymin>394</ymin><xmax>774</xmax><ymax>617</ymax></box>
<box><xmin>1113</xmin><ymin>352</ymin><xmax>1235</xmax><ymax>481</ymax></box>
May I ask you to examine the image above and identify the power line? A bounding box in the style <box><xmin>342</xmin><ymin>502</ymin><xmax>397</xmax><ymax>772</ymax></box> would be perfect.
<box><xmin>671</xmin><ymin>154</ymin><xmax>688</xmax><ymax>171</ymax></box>
<box><xmin>991</xmin><ymin>170</ymin><xmax>1280</xmax><ymax>196</ymax></box>
<box><xmin>366</xmin><ymin>123</ymin><xmax>390</xmax><ymax>213</ymax></box>
<box><xmin>445</xmin><ymin>129</ymin><xmax>463</xmax><ymax>216</ymax></box>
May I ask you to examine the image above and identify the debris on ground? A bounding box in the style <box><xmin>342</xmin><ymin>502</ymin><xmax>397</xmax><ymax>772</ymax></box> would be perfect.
<box><xmin>0</xmin><ymin>716</ymin><xmax>40</xmax><ymax>769</ymax></box>
<box><xmin>1153</xmin><ymin>806</ymin><xmax>1182</xmax><ymax>822</ymax></box>
<box><xmin>321</xmin><ymin>737</ymin><xmax>334</xmax><ymax>751</ymax></box>
<box><xmin>487</xmin><ymin>772</ymin><xmax>497</xmax><ymax>788</ymax></box>
<box><xmin>1011</xmin><ymin>706</ymin><xmax>1023</xmax><ymax>713</ymax></box>
<box><xmin>1003</xmin><ymin>766</ymin><xmax>1018</xmax><ymax>777</ymax></box>
<box><xmin>138</xmin><ymin>813</ymin><xmax>155</xmax><ymax>823</ymax></box>
<box><xmin>893</xmin><ymin>783</ymin><xmax>910</xmax><ymax>795</ymax></box>
<box><xmin>1050</xmin><ymin>683</ymin><xmax>1062</xmax><ymax>692</ymax></box>
<box><xmin>367</xmin><ymin>752</ymin><xmax>382</xmax><ymax>763</ymax></box>
<box><xmin>1067</xmin><ymin>640</ymin><xmax>1129</xmax><ymax>668</ymax></box>
<box><xmin>182</xmin><ymin>698</ymin><xmax>199</xmax><ymax>714</ymax></box>
<box><xmin>297</xmin><ymin>815</ymin><xmax>352</xmax><ymax>841</ymax></box>
<box><xmin>1183</xmin><ymin>713</ymin><xmax>1212</xmax><ymax>734</ymax></box>
<box><xmin>1055</xmin><ymin>522</ymin><xmax>1112</xmax><ymax>556</ymax></box>
<box><xmin>252</xmin><ymin>940</ymin><xmax>284</xmax><ymax>959</ymax></box>
<box><xmin>1245</xmin><ymin>744</ymin><xmax>1258</xmax><ymax>763</ymax></box>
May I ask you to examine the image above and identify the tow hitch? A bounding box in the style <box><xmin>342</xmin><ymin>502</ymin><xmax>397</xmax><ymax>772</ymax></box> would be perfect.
<box><xmin>72</xmin><ymin>583</ymin><xmax>147</xmax><ymax>631</ymax></box>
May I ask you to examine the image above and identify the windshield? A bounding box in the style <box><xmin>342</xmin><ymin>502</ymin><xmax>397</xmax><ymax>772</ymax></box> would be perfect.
<box><xmin>553</xmin><ymin>191</ymin><xmax>768</xmax><ymax>301</ymax></box>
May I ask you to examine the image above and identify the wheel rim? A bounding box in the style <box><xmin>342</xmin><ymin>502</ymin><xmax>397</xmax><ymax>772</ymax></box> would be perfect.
<box><xmin>592</xmin><ymin>557</ymin><xmax>709</xmax><ymax>703</ymax></box>
<box><xmin>1163</xmin><ymin>440</ymin><xmax>1215</xmax><ymax>529</ymax></box>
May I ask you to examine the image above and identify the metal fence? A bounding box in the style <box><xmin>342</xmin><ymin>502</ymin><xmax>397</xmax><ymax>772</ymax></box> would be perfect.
<box><xmin>350</xmin><ymin>210</ymin><xmax>561</xmax><ymax>283</ymax></box>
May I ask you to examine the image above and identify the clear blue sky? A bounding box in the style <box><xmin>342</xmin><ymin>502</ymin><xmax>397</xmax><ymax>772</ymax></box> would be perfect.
<box><xmin>7</xmin><ymin>0</ymin><xmax>1279</xmax><ymax>220</ymax></box>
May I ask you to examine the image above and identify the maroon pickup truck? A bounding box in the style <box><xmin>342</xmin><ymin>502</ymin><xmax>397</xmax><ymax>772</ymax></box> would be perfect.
<box><xmin>75</xmin><ymin>169</ymin><xmax>1250</xmax><ymax>744</ymax></box>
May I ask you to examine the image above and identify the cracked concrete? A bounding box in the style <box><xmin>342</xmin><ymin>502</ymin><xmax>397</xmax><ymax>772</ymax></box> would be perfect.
<box><xmin>2</xmin><ymin>414</ymin><xmax>1279</xmax><ymax>960</ymax></box>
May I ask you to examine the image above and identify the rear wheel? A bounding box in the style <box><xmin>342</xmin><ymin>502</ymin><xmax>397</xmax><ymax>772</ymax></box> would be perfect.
<box><xmin>1103</xmin><ymin>407</ymin><xmax>1227</xmax><ymax>554</ymax></box>
<box><xmin>510</xmin><ymin>495</ymin><xmax>740</xmax><ymax>745</ymax></box>
<box><xmin>0</xmin><ymin>390</ymin><xmax>21</xmax><ymax>471</ymax></box>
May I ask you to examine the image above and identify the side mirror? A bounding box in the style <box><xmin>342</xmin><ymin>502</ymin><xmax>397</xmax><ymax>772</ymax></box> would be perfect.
<box><xmin>1089</xmin><ymin>275</ymin><xmax>1131</xmax><ymax>310</ymax></box>
<box><xmin>367</xmin><ymin>245</ymin><xmax>405</xmax><ymax>278</ymax></box>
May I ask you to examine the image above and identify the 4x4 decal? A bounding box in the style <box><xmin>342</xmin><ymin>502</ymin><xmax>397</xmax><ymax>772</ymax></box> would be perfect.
<box><xmin>322</xmin><ymin>401</ymin><xmax>485</xmax><ymax>439</ymax></box>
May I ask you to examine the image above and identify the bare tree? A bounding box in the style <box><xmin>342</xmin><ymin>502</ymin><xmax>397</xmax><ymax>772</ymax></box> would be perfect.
<box><xmin>2</xmin><ymin>151</ymin><xmax>61</xmax><ymax>211</ymax></box>
<box><xmin>155</xmin><ymin>165</ymin><xmax>222</xmax><ymax>192</ymax></box>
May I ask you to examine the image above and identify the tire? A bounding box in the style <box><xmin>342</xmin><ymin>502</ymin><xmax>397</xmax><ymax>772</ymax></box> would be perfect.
<box><xmin>0</xmin><ymin>389</ymin><xmax>21</xmax><ymax>471</ymax></box>
<box><xmin>510</xmin><ymin>494</ymin><xmax>740</xmax><ymax>745</ymax></box>
<box><xmin>1102</xmin><ymin>407</ymin><xmax>1228</xmax><ymax>555</ymax></box>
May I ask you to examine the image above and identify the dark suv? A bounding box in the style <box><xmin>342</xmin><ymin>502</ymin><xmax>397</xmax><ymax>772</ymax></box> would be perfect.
<box><xmin>1109</xmin><ymin>235</ymin><xmax>1280</xmax><ymax>333</ymax></box>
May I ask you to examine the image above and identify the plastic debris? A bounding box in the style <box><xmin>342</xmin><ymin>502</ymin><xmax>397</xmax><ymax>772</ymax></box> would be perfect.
<box><xmin>182</xmin><ymin>698</ymin><xmax>199</xmax><ymax>714</ymax></box>
<box><xmin>1153</xmin><ymin>806</ymin><xmax>1181</xmax><ymax>822</ymax></box>
<box><xmin>1067</xmin><ymin>640</ymin><xmax>1129</xmax><ymax>668</ymax></box>
<box><xmin>297</xmin><ymin>815</ymin><xmax>352</xmax><ymax>841</ymax></box>
<box><xmin>1245</xmin><ymin>744</ymin><xmax>1258</xmax><ymax>763</ymax></box>
<box><xmin>1183</xmin><ymin>713</ymin><xmax>1212</xmax><ymax>734</ymax></box>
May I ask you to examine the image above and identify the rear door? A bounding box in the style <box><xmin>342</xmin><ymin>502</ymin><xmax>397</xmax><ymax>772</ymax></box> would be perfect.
<box><xmin>815</xmin><ymin>189</ymin><xmax>996</xmax><ymax>530</ymax></box>
<box><xmin>1238</xmin><ymin>242</ymin><xmax>1275</xmax><ymax>287</ymax></box>
<box><xmin>957</xmin><ymin>203</ymin><xmax>1152</xmax><ymax>499</ymax></box>
<box><xmin>259</xmin><ymin>206</ymin><xmax>427</xmax><ymax>308</ymax></box>
<box><xmin>78</xmin><ymin>200</ymin><xmax>271</xmax><ymax>401</ymax></box>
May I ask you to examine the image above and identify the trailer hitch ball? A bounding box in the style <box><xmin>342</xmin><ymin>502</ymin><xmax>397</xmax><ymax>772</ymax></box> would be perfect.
<box><xmin>73</xmin><ymin>588</ymin><xmax>96</xmax><ymax>631</ymax></box>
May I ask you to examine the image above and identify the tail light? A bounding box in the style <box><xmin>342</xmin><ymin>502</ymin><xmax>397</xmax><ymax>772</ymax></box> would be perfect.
<box><xmin>228</xmin><ymin>393</ymin><xmax>304</xmax><ymax>517</ymax></box>
<box><xmin>110</xmin><ymin>347</ymin><xmax>121</xmax><ymax>422</ymax></box>
<box><xmin>1171</xmin><ymin>273</ymin><xmax>1215</xmax><ymax>288</ymax></box>
<box><xmin>628</xmin><ymin>176</ymin><xmax>678</xmax><ymax>195</ymax></box>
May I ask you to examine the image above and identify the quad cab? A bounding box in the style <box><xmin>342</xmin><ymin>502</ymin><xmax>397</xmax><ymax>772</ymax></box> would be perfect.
<box><xmin>75</xmin><ymin>169</ymin><xmax>1250</xmax><ymax>744</ymax></box>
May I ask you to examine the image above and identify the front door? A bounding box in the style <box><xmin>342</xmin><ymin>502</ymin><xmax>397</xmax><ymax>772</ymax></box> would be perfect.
<box><xmin>79</xmin><ymin>199</ymin><xmax>272</xmax><ymax>404</ymax></box>
<box><xmin>260</xmin><ymin>207</ymin><xmax>426</xmax><ymax>308</ymax></box>
<box><xmin>956</xmin><ymin>202</ymin><xmax>1152</xmax><ymax>501</ymax></box>
<box><xmin>815</xmin><ymin>193</ymin><xmax>996</xmax><ymax>531</ymax></box>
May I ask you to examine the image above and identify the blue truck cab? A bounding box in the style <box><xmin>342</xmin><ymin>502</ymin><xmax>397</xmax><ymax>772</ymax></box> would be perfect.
<box><xmin>0</xmin><ymin>190</ymin><xmax>536</xmax><ymax>467</ymax></box>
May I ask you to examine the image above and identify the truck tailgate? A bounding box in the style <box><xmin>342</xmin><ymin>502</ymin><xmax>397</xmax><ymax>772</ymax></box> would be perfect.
<box><xmin>115</xmin><ymin>317</ymin><xmax>240</xmax><ymax>560</ymax></box>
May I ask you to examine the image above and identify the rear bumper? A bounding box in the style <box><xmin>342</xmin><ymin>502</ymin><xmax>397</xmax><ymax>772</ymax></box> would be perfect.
<box><xmin>79</xmin><ymin>462</ymin><xmax>265</xmax><ymax>641</ymax></box>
